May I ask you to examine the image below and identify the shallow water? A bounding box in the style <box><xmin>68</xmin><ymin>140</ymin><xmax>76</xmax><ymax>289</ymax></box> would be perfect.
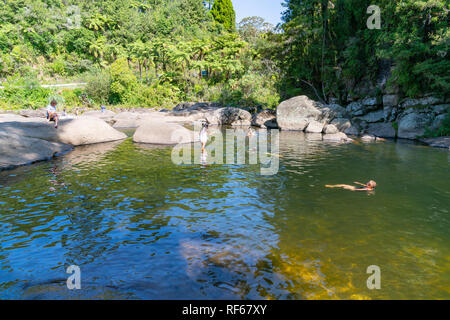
<box><xmin>0</xmin><ymin>131</ymin><xmax>449</xmax><ymax>299</ymax></box>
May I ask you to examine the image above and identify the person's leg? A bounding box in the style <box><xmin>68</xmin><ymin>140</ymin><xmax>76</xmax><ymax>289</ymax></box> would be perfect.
<box><xmin>54</xmin><ymin>114</ymin><xmax>58</xmax><ymax>128</ymax></box>
<box><xmin>201</xmin><ymin>142</ymin><xmax>206</xmax><ymax>153</ymax></box>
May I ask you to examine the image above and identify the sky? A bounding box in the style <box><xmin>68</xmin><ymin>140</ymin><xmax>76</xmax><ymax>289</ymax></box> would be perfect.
<box><xmin>231</xmin><ymin>0</ymin><xmax>284</xmax><ymax>27</ymax></box>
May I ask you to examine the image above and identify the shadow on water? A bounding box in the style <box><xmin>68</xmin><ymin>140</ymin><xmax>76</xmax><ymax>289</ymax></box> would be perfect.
<box><xmin>0</xmin><ymin>131</ymin><xmax>449</xmax><ymax>299</ymax></box>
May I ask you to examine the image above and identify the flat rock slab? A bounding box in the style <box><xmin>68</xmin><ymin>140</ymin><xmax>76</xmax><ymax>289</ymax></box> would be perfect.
<box><xmin>133</xmin><ymin>121</ymin><xmax>199</xmax><ymax>145</ymax></box>
<box><xmin>420</xmin><ymin>137</ymin><xmax>450</xmax><ymax>149</ymax></box>
<box><xmin>0</xmin><ymin>117</ymin><xmax>127</xmax><ymax>146</ymax></box>
<box><xmin>0</xmin><ymin>132</ymin><xmax>72</xmax><ymax>170</ymax></box>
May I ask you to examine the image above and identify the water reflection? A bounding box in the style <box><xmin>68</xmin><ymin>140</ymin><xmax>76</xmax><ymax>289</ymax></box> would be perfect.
<box><xmin>0</xmin><ymin>133</ymin><xmax>449</xmax><ymax>299</ymax></box>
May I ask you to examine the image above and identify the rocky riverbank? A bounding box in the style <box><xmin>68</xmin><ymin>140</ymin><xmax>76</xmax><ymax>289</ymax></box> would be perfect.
<box><xmin>1</xmin><ymin>94</ymin><xmax>448</xmax><ymax>170</ymax></box>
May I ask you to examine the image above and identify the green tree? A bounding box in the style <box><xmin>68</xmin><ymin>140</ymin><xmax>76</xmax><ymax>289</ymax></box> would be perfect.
<box><xmin>210</xmin><ymin>0</ymin><xmax>236</xmax><ymax>32</ymax></box>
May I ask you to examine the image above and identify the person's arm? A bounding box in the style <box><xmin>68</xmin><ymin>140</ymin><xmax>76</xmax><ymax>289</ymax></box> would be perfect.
<box><xmin>354</xmin><ymin>182</ymin><xmax>366</xmax><ymax>186</ymax></box>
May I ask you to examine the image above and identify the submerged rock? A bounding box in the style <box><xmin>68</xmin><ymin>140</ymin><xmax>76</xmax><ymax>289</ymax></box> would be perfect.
<box><xmin>419</xmin><ymin>137</ymin><xmax>450</xmax><ymax>149</ymax></box>
<box><xmin>323</xmin><ymin>132</ymin><xmax>353</xmax><ymax>142</ymax></box>
<box><xmin>133</xmin><ymin>121</ymin><xmax>199</xmax><ymax>145</ymax></box>
<box><xmin>361</xmin><ymin>134</ymin><xmax>376</xmax><ymax>142</ymax></box>
<box><xmin>0</xmin><ymin>132</ymin><xmax>72</xmax><ymax>170</ymax></box>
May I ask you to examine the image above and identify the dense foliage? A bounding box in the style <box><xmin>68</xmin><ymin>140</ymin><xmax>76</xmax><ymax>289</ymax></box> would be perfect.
<box><xmin>266</xmin><ymin>0</ymin><xmax>449</xmax><ymax>103</ymax></box>
<box><xmin>0</xmin><ymin>0</ymin><xmax>448</xmax><ymax>128</ymax></box>
<box><xmin>0</xmin><ymin>0</ymin><xmax>279</xmax><ymax>110</ymax></box>
<box><xmin>211</xmin><ymin>0</ymin><xmax>236</xmax><ymax>32</ymax></box>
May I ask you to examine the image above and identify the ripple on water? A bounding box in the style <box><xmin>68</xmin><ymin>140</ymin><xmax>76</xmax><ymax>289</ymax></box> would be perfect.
<box><xmin>0</xmin><ymin>134</ymin><xmax>449</xmax><ymax>299</ymax></box>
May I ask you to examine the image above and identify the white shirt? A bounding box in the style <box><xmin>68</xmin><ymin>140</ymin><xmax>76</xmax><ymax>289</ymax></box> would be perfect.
<box><xmin>47</xmin><ymin>105</ymin><xmax>57</xmax><ymax>113</ymax></box>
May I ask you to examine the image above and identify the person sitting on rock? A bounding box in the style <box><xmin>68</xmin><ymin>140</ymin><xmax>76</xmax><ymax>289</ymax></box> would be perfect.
<box><xmin>46</xmin><ymin>99</ymin><xmax>59</xmax><ymax>128</ymax></box>
<box><xmin>325</xmin><ymin>180</ymin><xmax>377</xmax><ymax>191</ymax></box>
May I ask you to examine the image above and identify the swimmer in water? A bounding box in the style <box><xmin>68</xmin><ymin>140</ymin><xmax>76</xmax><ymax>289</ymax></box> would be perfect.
<box><xmin>325</xmin><ymin>180</ymin><xmax>377</xmax><ymax>191</ymax></box>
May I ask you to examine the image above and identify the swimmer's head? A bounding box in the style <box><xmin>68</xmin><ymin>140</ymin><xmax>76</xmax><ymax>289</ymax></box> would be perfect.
<box><xmin>367</xmin><ymin>180</ymin><xmax>377</xmax><ymax>189</ymax></box>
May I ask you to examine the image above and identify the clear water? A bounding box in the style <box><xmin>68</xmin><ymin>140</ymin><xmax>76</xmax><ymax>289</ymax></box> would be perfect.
<box><xmin>0</xmin><ymin>130</ymin><xmax>449</xmax><ymax>299</ymax></box>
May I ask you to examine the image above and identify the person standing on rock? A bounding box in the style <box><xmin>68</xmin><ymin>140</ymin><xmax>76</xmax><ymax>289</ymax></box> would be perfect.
<box><xmin>200</xmin><ymin>120</ymin><xmax>209</xmax><ymax>153</ymax></box>
<box><xmin>46</xmin><ymin>99</ymin><xmax>59</xmax><ymax>128</ymax></box>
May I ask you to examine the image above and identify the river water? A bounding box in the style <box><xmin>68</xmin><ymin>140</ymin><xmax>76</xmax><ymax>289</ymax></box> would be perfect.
<box><xmin>0</xmin><ymin>130</ymin><xmax>449</xmax><ymax>299</ymax></box>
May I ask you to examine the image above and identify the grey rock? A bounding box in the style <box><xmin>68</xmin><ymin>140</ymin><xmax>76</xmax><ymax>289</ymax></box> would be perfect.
<box><xmin>0</xmin><ymin>132</ymin><xmax>72</xmax><ymax>170</ymax></box>
<box><xmin>400</xmin><ymin>96</ymin><xmax>442</xmax><ymax>109</ymax></box>
<box><xmin>358</xmin><ymin>110</ymin><xmax>385</xmax><ymax>123</ymax></box>
<box><xmin>361</xmin><ymin>134</ymin><xmax>376</xmax><ymax>142</ymax></box>
<box><xmin>398</xmin><ymin>112</ymin><xmax>433</xmax><ymax>139</ymax></box>
<box><xmin>133</xmin><ymin>121</ymin><xmax>198</xmax><ymax>145</ymax></box>
<box><xmin>344</xmin><ymin>125</ymin><xmax>360</xmax><ymax>136</ymax></box>
<box><xmin>0</xmin><ymin>117</ymin><xmax>127</xmax><ymax>146</ymax></box>
<box><xmin>331</xmin><ymin>118</ymin><xmax>352</xmax><ymax>132</ymax></box>
<box><xmin>252</xmin><ymin>110</ymin><xmax>278</xmax><ymax>129</ymax></box>
<box><xmin>419</xmin><ymin>137</ymin><xmax>450</xmax><ymax>149</ymax></box>
<box><xmin>305</xmin><ymin>120</ymin><xmax>325</xmax><ymax>133</ymax></box>
<box><xmin>276</xmin><ymin>96</ymin><xmax>336</xmax><ymax>131</ymax></box>
<box><xmin>346</xmin><ymin>101</ymin><xmax>365</xmax><ymax>116</ymax></box>
<box><xmin>323</xmin><ymin>124</ymin><xmax>339</xmax><ymax>134</ymax></box>
<box><xmin>205</xmin><ymin>107</ymin><xmax>252</xmax><ymax>126</ymax></box>
<box><xmin>323</xmin><ymin>132</ymin><xmax>353</xmax><ymax>142</ymax></box>
<box><xmin>366</xmin><ymin>122</ymin><xmax>396</xmax><ymax>138</ymax></box>
<box><xmin>432</xmin><ymin>104</ymin><xmax>449</xmax><ymax>115</ymax></box>
<box><xmin>361</xmin><ymin>97</ymin><xmax>378</xmax><ymax>106</ymax></box>
<box><xmin>431</xmin><ymin>114</ymin><xmax>447</xmax><ymax>131</ymax></box>
<box><xmin>19</xmin><ymin>109</ymin><xmax>47</xmax><ymax>118</ymax></box>
<box><xmin>382</xmin><ymin>95</ymin><xmax>399</xmax><ymax>108</ymax></box>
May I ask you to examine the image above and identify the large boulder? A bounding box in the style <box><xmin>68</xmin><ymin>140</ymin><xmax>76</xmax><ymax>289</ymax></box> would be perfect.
<box><xmin>0</xmin><ymin>132</ymin><xmax>72</xmax><ymax>170</ymax></box>
<box><xmin>205</xmin><ymin>107</ymin><xmax>252</xmax><ymax>126</ymax></box>
<box><xmin>330</xmin><ymin>118</ymin><xmax>352</xmax><ymax>132</ymax></box>
<box><xmin>323</xmin><ymin>124</ymin><xmax>339</xmax><ymax>134</ymax></box>
<box><xmin>366</xmin><ymin>122</ymin><xmax>396</xmax><ymax>138</ymax></box>
<box><xmin>19</xmin><ymin>109</ymin><xmax>47</xmax><ymax>118</ymax></box>
<box><xmin>398</xmin><ymin>112</ymin><xmax>433</xmax><ymax>139</ymax></box>
<box><xmin>276</xmin><ymin>96</ymin><xmax>339</xmax><ymax>131</ymax></box>
<box><xmin>357</xmin><ymin>110</ymin><xmax>385</xmax><ymax>123</ymax></box>
<box><xmin>0</xmin><ymin>117</ymin><xmax>127</xmax><ymax>146</ymax></box>
<box><xmin>252</xmin><ymin>110</ymin><xmax>278</xmax><ymax>129</ymax></box>
<box><xmin>133</xmin><ymin>121</ymin><xmax>198</xmax><ymax>145</ymax></box>
<box><xmin>0</xmin><ymin>114</ymin><xmax>26</xmax><ymax>122</ymax></box>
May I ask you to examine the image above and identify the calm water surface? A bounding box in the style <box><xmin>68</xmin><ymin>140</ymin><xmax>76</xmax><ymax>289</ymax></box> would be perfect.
<box><xmin>0</xmin><ymin>130</ymin><xmax>449</xmax><ymax>299</ymax></box>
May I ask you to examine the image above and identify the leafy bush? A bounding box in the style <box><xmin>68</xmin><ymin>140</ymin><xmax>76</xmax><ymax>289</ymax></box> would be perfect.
<box><xmin>84</xmin><ymin>70</ymin><xmax>111</xmax><ymax>104</ymax></box>
<box><xmin>0</xmin><ymin>75</ymin><xmax>52</xmax><ymax>109</ymax></box>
